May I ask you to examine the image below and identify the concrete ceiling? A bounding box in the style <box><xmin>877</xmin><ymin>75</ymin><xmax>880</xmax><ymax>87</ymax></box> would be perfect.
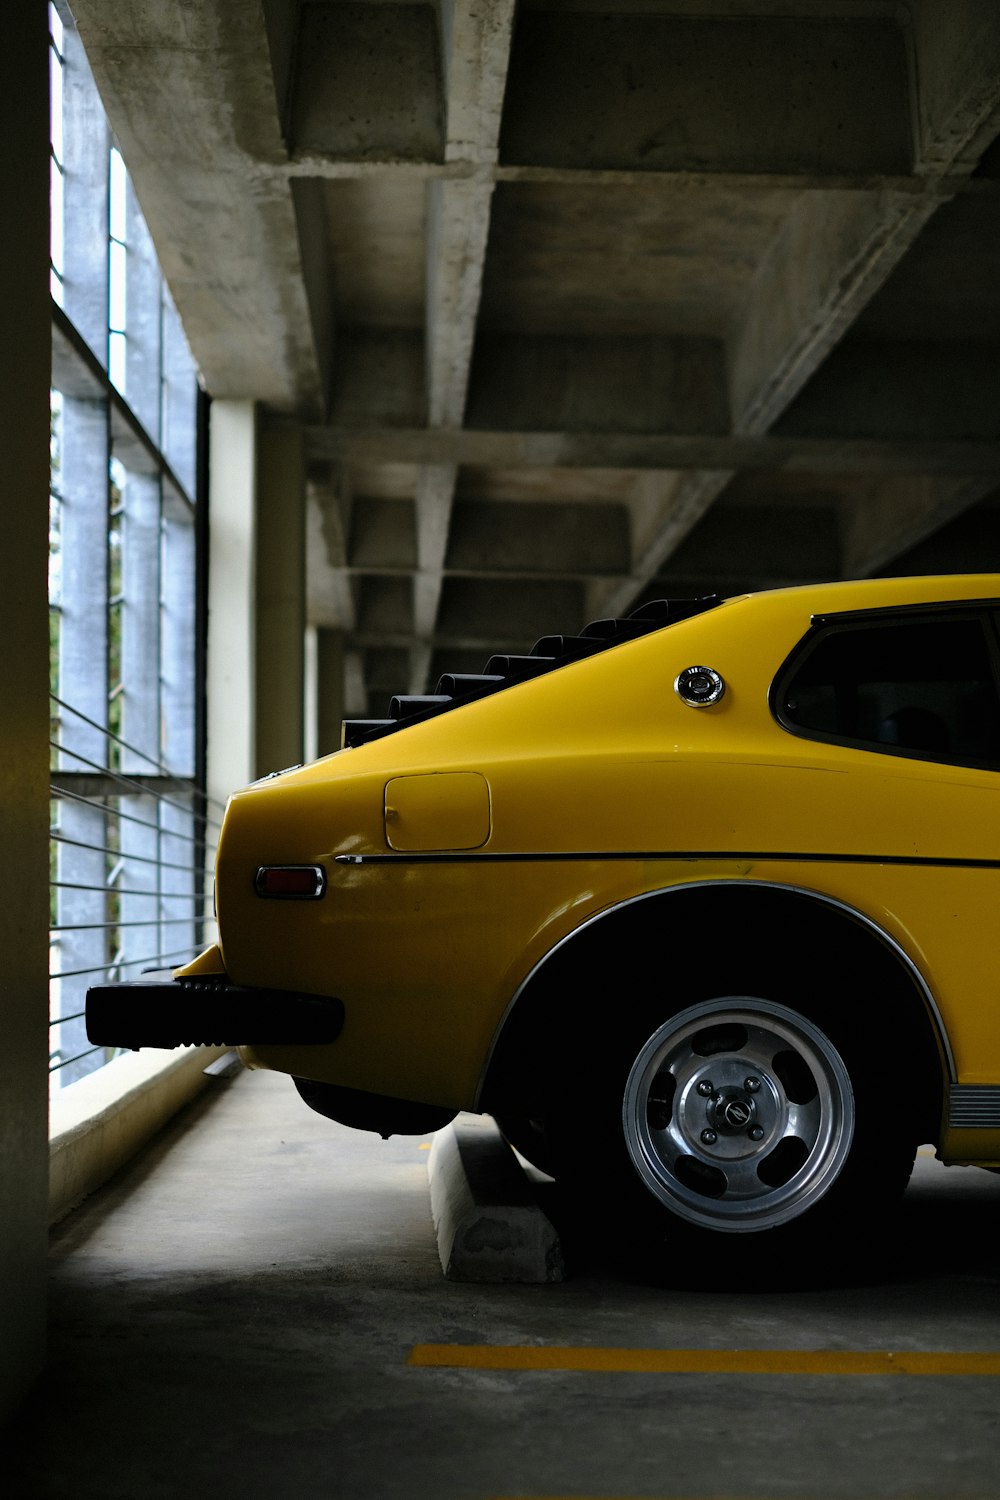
<box><xmin>71</xmin><ymin>0</ymin><xmax>1000</xmax><ymax>713</ymax></box>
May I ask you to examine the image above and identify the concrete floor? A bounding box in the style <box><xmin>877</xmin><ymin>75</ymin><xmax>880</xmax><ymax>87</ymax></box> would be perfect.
<box><xmin>4</xmin><ymin>1065</ymin><xmax>1000</xmax><ymax>1500</ymax></box>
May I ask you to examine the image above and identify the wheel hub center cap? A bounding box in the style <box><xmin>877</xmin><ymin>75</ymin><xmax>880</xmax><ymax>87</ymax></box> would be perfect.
<box><xmin>722</xmin><ymin>1097</ymin><xmax>753</xmax><ymax>1129</ymax></box>
<box><xmin>702</xmin><ymin>1088</ymin><xmax>758</xmax><ymax>1133</ymax></box>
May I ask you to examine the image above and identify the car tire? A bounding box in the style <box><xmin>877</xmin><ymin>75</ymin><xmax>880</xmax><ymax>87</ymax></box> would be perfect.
<box><xmin>547</xmin><ymin>970</ymin><xmax>919</xmax><ymax>1281</ymax></box>
<box><xmin>494</xmin><ymin>1113</ymin><xmax>557</xmax><ymax>1179</ymax></box>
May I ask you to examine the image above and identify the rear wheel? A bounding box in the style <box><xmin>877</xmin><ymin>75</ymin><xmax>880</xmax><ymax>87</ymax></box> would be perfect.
<box><xmin>494</xmin><ymin>1113</ymin><xmax>556</xmax><ymax>1178</ymax></box>
<box><xmin>546</xmin><ymin>974</ymin><xmax>921</xmax><ymax>1278</ymax></box>
<box><xmin>623</xmin><ymin>997</ymin><xmax>855</xmax><ymax>1233</ymax></box>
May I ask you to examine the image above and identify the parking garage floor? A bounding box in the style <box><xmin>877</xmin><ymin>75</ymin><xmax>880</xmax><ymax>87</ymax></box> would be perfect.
<box><xmin>5</xmin><ymin>1065</ymin><xmax>1000</xmax><ymax>1500</ymax></box>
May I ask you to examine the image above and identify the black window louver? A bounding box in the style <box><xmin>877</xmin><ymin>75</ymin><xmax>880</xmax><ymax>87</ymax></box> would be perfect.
<box><xmin>340</xmin><ymin>595</ymin><xmax>722</xmax><ymax>748</ymax></box>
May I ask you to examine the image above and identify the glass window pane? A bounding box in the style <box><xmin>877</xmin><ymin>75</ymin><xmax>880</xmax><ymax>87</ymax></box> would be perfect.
<box><xmin>50</xmin><ymin>156</ymin><xmax>64</xmax><ymax>285</ymax></box>
<box><xmin>109</xmin><ymin>146</ymin><xmax>127</xmax><ymax>243</ymax></box>
<box><xmin>782</xmin><ymin>616</ymin><xmax>1000</xmax><ymax>764</ymax></box>
<box><xmin>109</xmin><ymin>330</ymin><xmax>126</xmax><ymax>395</ymax></box>
<box><xmin>49</xmin><ymin>7</ymin><xmax>206</xmax><ymax>1095</ymax></box>
<box><xmin>109</xmin><ymin>238</ymin><xmax>126</xmax><ymax>332</ymax></box>
<box><xmin>49</xmin><ymin>24</ymin><xmax>64</xmax><ymax>163</ymax></box>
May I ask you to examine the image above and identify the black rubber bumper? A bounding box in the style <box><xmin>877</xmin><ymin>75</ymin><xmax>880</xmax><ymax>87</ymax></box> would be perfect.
<box><xmin>85</xmin><ymin>970</ymin><xmax>345</xmax><ymax>1050</ymax></box>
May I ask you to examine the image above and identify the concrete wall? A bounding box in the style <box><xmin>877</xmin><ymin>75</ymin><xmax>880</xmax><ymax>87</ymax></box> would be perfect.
<box><xmin>49</xmin><ymin>1047</ymin><xmax>227</xmax><ymax>1227</ymax></box>
<box><xmin>0</xmin><ymin>4</ymin><xmax>51</xmax><ymax>1424</ymax></box>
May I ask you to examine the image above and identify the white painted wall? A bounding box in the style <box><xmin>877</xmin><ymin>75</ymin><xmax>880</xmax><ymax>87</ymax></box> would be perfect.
<box><xmin>207</xmin><ymin>400</ymin><xmax>259</xmax><ymax>810</ymax></box>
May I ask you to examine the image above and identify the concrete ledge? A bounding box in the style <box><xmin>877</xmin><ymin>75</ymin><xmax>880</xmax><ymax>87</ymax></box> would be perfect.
<box><xmin>49</xmin><ymin>1045</ymin><xmax>227</xmax><ymax>1226</ymax></box>
<box><xmin>427</xmin><ymin>1113</ymin><xmax>565</xmax><ymax>1282</ymax></box>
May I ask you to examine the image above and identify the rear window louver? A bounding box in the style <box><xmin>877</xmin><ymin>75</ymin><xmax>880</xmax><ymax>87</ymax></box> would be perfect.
<box><xmin>341</xmin><ymin>595</ymin><xmax>722</xmax><ymax>748</ymax></box>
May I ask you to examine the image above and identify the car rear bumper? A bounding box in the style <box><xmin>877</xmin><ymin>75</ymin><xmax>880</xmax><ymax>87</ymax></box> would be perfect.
<box><xmin>85</xmin><ymin>970</ymin><xmax>345</xmax><ymax>1051</ymax></box>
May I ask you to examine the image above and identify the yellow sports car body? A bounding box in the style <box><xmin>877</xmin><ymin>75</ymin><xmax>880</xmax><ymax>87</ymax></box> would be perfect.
<box><xmin>88</xmin><ymin>574</ymin><xmax>1000</xmax><ymax>1248</ymax></box>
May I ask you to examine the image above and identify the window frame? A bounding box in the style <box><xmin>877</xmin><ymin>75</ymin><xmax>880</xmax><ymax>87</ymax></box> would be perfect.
<box><xmin>47</xmin><ymin>0</ymin><xmax>214</xmax><ymax>1094</ymax></box>
<box><xmin>769</xmin><ymin>598</ymin><xmax>1000</xmax><ymax>773</ymax></box>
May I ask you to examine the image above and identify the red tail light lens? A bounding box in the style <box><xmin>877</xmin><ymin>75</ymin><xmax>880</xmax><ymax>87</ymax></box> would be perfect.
<box><xmin>254</xmin><ymin>865</ymin><xmax>327</xmax><ymax>899</ymax></box>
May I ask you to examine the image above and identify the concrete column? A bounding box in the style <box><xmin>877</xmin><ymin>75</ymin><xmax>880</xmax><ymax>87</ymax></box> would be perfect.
<box><xmin>315</xmin><ymin>628</ymin><xmax>346</xmax><ymax>759</ymax></box>
<box><xmin>255</xmin><ymin>422</ymin><xmax>305</xmax><ymax>778</ymax></box>
<box><xmin>0</xmin><ymin>3</ymin><xmax>50</xmax><ymax>1423</ymax></box>
<box><xmin>207</xmin><ymin>401</ymin><xmax>258</xmax><ymax>811</ymax></box>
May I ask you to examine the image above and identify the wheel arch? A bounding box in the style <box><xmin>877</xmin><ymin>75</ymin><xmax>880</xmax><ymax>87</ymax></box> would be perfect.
<box><xmin>477</xmin><ymin>878</ymin><xmax>951</xmax><ymax>1140</ymax></box>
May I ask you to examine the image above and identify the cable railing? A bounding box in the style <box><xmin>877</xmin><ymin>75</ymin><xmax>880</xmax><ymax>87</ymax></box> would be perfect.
<box><xmin>49</xmin><ymin>696</ymin><xmax>225</xmax><ymax>1089</ymax></box>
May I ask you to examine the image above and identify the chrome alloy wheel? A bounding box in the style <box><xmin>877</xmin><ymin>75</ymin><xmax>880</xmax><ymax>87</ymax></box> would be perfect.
<box><xmin>622</xmin><ymin>997</ymin><xmax>855</xmax><ymax>1233</ymax></box>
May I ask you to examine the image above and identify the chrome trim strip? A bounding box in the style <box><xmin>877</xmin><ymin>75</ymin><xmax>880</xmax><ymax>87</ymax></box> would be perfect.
<box><xmin>948</xmin><ymin>1085</ymin><xmax>1000</xmax><ymax>1129</ymax></box>
<box><xmin>337</xmin><ymin>849</ymin><xmax>1000</xmax><ymax>871</ymax></box>
<box><xmin>472</xmin><ymin>878</ymin><xmax>955</xmax><ymax>1109</ymax></box>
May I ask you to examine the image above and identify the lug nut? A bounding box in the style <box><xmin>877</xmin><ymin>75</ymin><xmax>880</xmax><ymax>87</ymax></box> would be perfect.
<box><xmin>696</xmin><ymin>1080</ymin><xmax>714</xmax><ymax>1096</ymax></box>
<box><xmin>745</xmin><ymin>1076</ymin><xmax>761</xmax><ymax>1092</ymax></box>
<box><xmin>701</xmin><ymin>1129</ymin><xmax>718</xmax><ymax>1145</ymax></box>
<box><xmin>748</xmin><ymin>1126</ymin><xmax>765</xmax><ymax>1141</ymax></box>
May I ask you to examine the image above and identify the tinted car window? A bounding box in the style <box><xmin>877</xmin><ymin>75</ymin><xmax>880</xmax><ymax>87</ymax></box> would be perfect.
<box><xmin>778</xmin><ymin>614</ymin><xmax>1000</xmax><ymax>766</ymax></box>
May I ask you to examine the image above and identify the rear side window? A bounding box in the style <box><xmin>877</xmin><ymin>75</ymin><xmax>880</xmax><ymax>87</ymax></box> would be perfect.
<box><xmin>775</xmin><ymin>612</ymin><xmax>1000</xmax><ymax>768</ymax></box>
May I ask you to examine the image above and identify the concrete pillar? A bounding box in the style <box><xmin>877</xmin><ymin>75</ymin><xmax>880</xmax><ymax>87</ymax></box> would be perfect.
<box><xmin>207</xmin><ymin>409</ymin><xmax>306</xmax><ymax>817</ymax></box>
<box><xmin>207</xmin><ymin>401</ymin><xmax>258</xmax><ymax>810</ymax></box>
<box><xmin>0</xmin><ymin>2</ymin><xmax>50</xmax><ymax>1423</ymax></box>
<box><xmin>255</xmin><ymin>422</ymin><xmax>305</xmax><ymax>778</ymax></box>
<box><xmin>316</xmin><ymin>627</ymin><xmax>346</xmax><ymax>758</ymax></box>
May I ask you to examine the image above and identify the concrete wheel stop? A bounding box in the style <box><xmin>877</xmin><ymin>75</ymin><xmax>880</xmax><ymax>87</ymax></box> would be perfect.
<box><xmin>427</xmin><ymin>1114</ymin><xmax>565</xmax><ymax>1282</ymax></box>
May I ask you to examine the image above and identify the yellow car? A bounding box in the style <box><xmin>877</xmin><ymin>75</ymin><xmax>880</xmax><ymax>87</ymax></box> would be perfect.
<box><xmin>88</xmin><ymin>574</ymin><xmax>1000</xmax><ymax>1251</ymax></box>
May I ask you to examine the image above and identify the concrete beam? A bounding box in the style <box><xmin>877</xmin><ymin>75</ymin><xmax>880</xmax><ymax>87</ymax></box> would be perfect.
<box><xmin>500</xmin><ymin>10</ymin><xmax>911</xmax><ymax>174</ymax></box>
<box><xmin>598</xmin><ymin>0</ymin><xmax>1000</xmax><ymax>608</ymax></box>
<box><xmin>592</xmin><ymin>471</ymin><xmax>734</xmax><ymax>620</ymax></box>
<box><xmin>776</xmin><ymin>340</ymin><xmax>1000</xmax><ymax>443</ymax></box>
<box><xmin>728</xmin><ymin>189</ymin><xmax>942</xmax><ymax>437</ymax></box>
<box><xmin>408</xmin><ymin>5</ymin><xmax>518</xmax><ymax>668</ymax></box>
<box><xmin>309</xmin><ymin>426</ymin><xmax>1000</xmax><ymax>475</ymax></box>
<box><xmin>466</xmin><ymin>335</ymin><xmax>729</xmax><ymax>435</ymax></box>
<box><xmin>446</xmin><ymin>497</ymin><xmax>631</xmax><ymax>576</ymax></box>
<box><xmin>436</xmin><ymin>576</ymin><xmax>586</xmax><ymax>646</ymax></box>
<box><xmin>331</xmin><ymin>330</ymin><xmax>426</xmax><ymax>429</ymax></box>
<box><xmin>414</xmin><ymin>464</ymin><xmax>458</xmax><ymax>636</ymax></box>
<box><xmin>843</xmin><ymin>473</ymin><xmax>1000</xmax><ymax>578</ymax></box>
<box><xmin>910</xmin><ymin>0</ymin><xmax>1000</xmax><ymax>173</ymax></box>
<box><xmin>70</xmin><ymin>0</ymin><xmax>325</xmax><ymax>414</ymax></box>
<box><xmin>425</xmin><ymin>181</ymin><xmax>495</xmax><ymax>427</ymax></box>
<box><xmin>439</xmin><ymin>0</ymin><xmax>518</xmax><ymax>166</ymax></box>
<box><xmin>290</xmin><ymin>3</ymin><xmax>442</xmax><ymax>161</ymax></box>
<box><xmin>681</xmin><ymin>0</ymin><xmax>1000</xmax><ymax>590</ymax></box>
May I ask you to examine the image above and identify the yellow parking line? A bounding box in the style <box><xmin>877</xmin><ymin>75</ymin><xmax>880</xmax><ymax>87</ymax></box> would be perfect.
<box><xmin>408</xmin><ymin>1344</ymin><xmax>1000</xmax><ymax>1376</ymax></box>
